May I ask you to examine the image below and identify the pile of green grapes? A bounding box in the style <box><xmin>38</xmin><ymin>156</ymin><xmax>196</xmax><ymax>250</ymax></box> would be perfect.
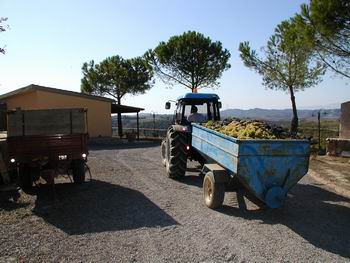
<box><xmin>203</xmin><ymin>118</ymin><xmax>293</xmax><ymax>139</ymax></box>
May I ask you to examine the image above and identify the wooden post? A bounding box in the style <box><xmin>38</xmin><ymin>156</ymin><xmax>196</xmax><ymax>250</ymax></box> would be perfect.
<box><xmin>153</xmin><ymin>113</ymin><xmax>156</xmax><ymax>137</ymax></box>
<box><xmin>137</xmin><ymin>112</ymin><xmax>140</xmax><ymax>141</ymax></box>
<box><xmin>22</xmin><ymin>111</ymin><xmax>25</xmax><ymax>136</ymax></box>
<box><xmin>318</xmin><ymin>111</ymin><xmax>321</xmax><ymax>153</ymax></box>
<box><xmin>70</xmin><ymin>110</ymin><xmax>73</xmax><ymax>134</ymax></box>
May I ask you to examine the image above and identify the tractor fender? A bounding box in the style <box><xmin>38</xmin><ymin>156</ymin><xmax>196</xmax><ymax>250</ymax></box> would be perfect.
<box><xmin>171</xmin><ymin>125</ymin><xmax>191</xmax><ymax>133</ymax></box>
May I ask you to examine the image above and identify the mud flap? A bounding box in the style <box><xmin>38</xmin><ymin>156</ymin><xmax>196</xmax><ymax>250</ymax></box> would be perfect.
<box><xmin>202</xmin><ymin>164</ymin><xmax>229</xmax><ymax>184</ymax></box>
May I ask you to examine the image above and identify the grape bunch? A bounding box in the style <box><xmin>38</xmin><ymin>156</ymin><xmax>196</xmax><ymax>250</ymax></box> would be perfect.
<box><xmin>203</xmin><ymin>118</ymin><xmax>294</xmax><ymax>139</ymax></box>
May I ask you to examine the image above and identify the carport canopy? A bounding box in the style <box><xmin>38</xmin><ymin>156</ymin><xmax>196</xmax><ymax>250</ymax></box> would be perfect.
<box><xmin>111</xmin><ymin>103</ymin><xmax>144</xmax><ymax>139</ymax></box>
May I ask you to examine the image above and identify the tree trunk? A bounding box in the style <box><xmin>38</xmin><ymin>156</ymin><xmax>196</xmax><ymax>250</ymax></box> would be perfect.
<box><xmin>289</xmin><ymin>86</ymin><xmax>298</xmax><ymax>137</ymax></box>
<box><xmin>117</xmin><ymin>97</ymin><xmax>123</xmax><ymax>138</ymax></box>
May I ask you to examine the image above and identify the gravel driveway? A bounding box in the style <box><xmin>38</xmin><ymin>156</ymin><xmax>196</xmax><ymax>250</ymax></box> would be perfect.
<box><xmin>1</xmin><ymin>141</ymin><xmax>349</xmax><ymax>262</ymax></box>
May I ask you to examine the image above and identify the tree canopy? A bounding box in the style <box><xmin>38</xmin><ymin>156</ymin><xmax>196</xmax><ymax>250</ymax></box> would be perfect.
<box><xmin>296</xmin><ymin>0</ymin><xmax>350</xmax><ymax>78</ymax></box>
<box><xmin>239</xmin><ymin>18</ymin><xmax>325</xmax><ymax>135</ymax></box>
<box><xmin>81</xmin><ymin>55</ymin><xmax>154</xmax><ymax>103</ymax></box>
<box><xmin>0</xmin><ymin>17</ymin><xmax>8</xmax><ymax>54</ymax></box>
<box><xmin>146</xmin><ymin>31</ymin><xmax>231</xmax><ymax>92</ymax></box>
<box><xmin>81</xmin><ymin>55</ymin><xmax>154</xmax><ymax>137</ymax></box>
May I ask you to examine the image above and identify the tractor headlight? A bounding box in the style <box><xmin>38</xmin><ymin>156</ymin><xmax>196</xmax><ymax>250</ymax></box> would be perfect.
<box><xmin>10</xmin><ymin>158</ymin><xmax>15</xmax><ymax>163</ymax></box>
<box><xmin>82</xmin><ymin>153</ymin><xmax>87</xmax><ymax>159</ymax></box>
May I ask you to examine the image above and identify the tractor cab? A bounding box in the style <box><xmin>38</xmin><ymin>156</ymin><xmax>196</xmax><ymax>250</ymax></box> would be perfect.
<box><xmin>165</xmin><ymin>93</ymin><xmax>222</xmax><ymax>125</ymax></box>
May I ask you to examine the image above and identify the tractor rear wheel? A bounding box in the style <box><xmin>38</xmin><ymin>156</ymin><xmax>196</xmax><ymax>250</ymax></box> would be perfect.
<box><xmin>203</xmin><ymin>171</ymin><xmax>225</xmax><ymax>209</ymax></box>
<box><xmin>72</xmin><ymin>160</ymin><xmax>85</xmax><ymax>184</ymax></box>
<box><xmin>165</xmin><ymin>127</ymin><xmax>187</xmax><ymax>179</ymax></box>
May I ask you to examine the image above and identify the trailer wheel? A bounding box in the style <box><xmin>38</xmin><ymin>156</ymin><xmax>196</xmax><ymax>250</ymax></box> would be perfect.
<box><xmin>72</xmin><ymin>160</ymin><xmax>85</xmax><ymax>184</ymax></box>
<box><xmin>19</xmin><ymin>166</ymin><xmax>33</xmax><ymax>193</ymax></box>
<box><xmin>161</xmin><ymin>140</ymin><xmax>167</xmax><ymax>167</ymax></box>
<box><xmin>165</xmin><ymin>127</ymin><xmax>187</xmax><ymax>179</ymax></box>
<box><xmin>203</xmin><ymin>171</ymin><xmax>225</xmax><ymax>209</ymax></box>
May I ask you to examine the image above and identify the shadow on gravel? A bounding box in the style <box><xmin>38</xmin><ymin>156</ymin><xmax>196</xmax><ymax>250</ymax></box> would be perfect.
<box><xmin>219</xmin><ymin>183</ymin><xmax>350</xmax><ymax>258</ymax></box>
<box><xmin>89</xmin><ymin>141</ymin><xmax>160</xmax><ymax>151</ymax></box>
<box><xmin>177</xmin><ymin>175</ymin><xmax>203</xmax><ymax>188</ymax></box>
<box><xmin>178</xmin><ymin>173</ymin><xmax>242</xmax><ymax>192</ymax></box>
<box><xmin>0</xmin><ymin>198</ymin><xmax>30</xmax><ymax>211</ymax></box>
<box><xmin>32</xmin><ymin>179</ymin><xmax>178</xmax><ymax>235</ymax></box>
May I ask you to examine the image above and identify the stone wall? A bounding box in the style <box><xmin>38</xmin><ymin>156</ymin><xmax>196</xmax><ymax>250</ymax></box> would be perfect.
<box><xmin>340</xmin><ymin>101</ymin><xmax>350</xmax><ymax>139</ymax></box>
<box><xmin>327</xmin><ymin>138</ymin><xmax>350</xmax><ymax>156</ymax></box>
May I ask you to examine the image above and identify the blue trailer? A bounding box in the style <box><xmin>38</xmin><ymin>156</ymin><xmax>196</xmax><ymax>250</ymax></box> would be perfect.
<box><xmin>191</xmin><ymin>123</ymin><xmax>310</xmax><ymax>208</ymax></box>
<box><xmin>161</xmin><ymin>93</ymin><xmax>310</xmax><ymax>209</ymax></box>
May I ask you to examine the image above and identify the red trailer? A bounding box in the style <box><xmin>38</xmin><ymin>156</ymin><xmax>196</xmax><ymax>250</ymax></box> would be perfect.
<box><xmin>7</xmin><ymin>108</ymin><xmax>89</xmax><ymax>191</ymax></box>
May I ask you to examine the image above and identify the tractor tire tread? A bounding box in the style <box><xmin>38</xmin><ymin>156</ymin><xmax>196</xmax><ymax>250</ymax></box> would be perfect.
<box><xmin>165</xmin><ymin>127</ymin><xmax>187</xmax><ymax>179</ymax></box>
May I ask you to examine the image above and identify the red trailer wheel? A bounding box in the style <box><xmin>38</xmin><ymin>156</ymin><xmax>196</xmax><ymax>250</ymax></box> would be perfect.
<box><xmin>19</xmin><ymin>166</ymin><xmax>33</xmax><ymax>192</ymax></box>
<box><xmin>72</xmin><ymin>160</ymin><xmax>86</xmax><ymax>184</ymax></box>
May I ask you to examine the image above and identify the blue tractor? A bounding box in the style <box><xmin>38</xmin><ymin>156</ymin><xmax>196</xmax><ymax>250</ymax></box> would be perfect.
<box><xmin>161</xmin><ymin>93</ymin><xmax>222</xmax><ymax>179</ymax></box>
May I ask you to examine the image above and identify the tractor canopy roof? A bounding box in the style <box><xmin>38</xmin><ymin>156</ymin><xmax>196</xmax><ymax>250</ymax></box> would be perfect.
<box><xmin>177</xmin><ymin>93</ymin><xmax>220</xmax><ymax>102</ymax></box>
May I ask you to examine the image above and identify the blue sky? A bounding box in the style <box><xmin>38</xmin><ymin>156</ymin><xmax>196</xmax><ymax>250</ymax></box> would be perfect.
<box><xmin>1</xmin><ymin>0</ymin><xmax>349</xmax><ymax>113</ymax></box>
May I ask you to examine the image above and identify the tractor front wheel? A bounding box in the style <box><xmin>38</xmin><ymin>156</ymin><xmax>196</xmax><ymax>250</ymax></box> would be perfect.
<box><xmin>161</xmin><ymin>140</ymin><xmax>167</xmax><ymax>167</ymax></box>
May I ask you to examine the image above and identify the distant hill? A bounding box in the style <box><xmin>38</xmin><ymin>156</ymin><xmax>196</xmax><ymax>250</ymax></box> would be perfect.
<box><xmin>220</xmin><ymin>108</ymin><xmax>340</xmax><ymax>121</ymax></box>
<box><xmin>112</xmin><ymin>108</ymin><xmax>341</xmax><ymax>129</ymax></box>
